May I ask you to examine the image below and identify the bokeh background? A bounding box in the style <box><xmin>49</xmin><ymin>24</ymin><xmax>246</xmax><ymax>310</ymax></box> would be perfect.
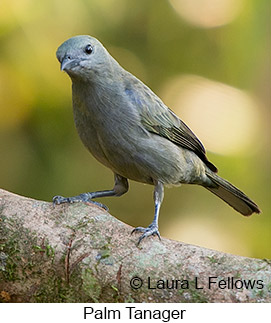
<box><xmin>0</xmin><ymin>0</ymin><xmax>270</xmax><ymax>258</ymax></box>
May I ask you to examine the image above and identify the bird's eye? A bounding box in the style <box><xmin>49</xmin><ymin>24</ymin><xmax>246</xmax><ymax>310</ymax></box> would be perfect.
<box><xmin>85</xmin><ymin>44</ymin><xmax>93</xmax><ymax>54</ymax></box>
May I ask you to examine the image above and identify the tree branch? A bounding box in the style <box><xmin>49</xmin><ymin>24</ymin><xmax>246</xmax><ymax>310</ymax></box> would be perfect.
<box><xmin>0</xmin><ymin>188</ymin><xmax>270</xmax><ymax>302</ymax></box>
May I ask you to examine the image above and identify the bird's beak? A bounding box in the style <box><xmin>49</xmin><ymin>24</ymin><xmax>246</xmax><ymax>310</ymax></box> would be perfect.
<box><xmin>60</xmin><ymin>56</ymin><xmax>79</xmax><ymax>71</ymax></box>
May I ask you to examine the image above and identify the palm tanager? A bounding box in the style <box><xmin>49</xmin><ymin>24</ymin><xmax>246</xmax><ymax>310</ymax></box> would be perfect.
<box><xmin>54</xmin><ymin>35</ymin><xmax>260</xmax><ymax>244</ymax></box>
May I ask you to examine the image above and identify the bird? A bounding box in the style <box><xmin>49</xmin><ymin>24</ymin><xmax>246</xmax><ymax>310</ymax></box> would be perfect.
<box><xmin>53</xmin><ymin>35</ymin><xmax>260</xmax><ymax>245</ymax></box>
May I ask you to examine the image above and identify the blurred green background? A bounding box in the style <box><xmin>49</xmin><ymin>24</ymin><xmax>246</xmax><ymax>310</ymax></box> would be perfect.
<box><xmin>0</xmin><ymin>0</ymin><xmax>270</xmax><ymax>258</ymax></box>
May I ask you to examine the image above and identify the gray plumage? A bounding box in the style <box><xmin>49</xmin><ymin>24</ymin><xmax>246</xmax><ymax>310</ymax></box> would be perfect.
<box><xmin>54</xmin><ymin>35</ymin><xmax>260</xmax><ymax>244</ymax></box>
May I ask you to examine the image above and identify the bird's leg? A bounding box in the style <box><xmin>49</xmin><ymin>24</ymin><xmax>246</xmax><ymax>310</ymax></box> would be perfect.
<box><xmin>132</xmin><ymin>180</ymin><xmax>164</xmax><ymax>245</ymax></box>
<box><xmin>53</xmin><ymin>174</ymin><xmax>128</xmax><ymax>210</ymax></box>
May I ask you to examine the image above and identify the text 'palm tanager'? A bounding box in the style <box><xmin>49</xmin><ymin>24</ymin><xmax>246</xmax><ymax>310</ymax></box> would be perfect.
<box><xmin>54</xmin><ymin>35</ymin><xmax>260</xmax><ymax>244</ymax></box>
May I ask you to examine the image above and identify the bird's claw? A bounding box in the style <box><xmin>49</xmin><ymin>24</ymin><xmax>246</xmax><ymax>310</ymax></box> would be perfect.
<box><xmin>53</xmin><ymin>195</ymin><xmax>71</xmax><ymax>205</ymax></box>
<box><xmin>53</xmin><ymin>193</ymin><xmax>91</xmax><ymax>205</ymax></box>
<box><xmin>131</xmin><ymin>223</ymin><xmax>161</xmax><ymax>245</ymax></box>
<box><xmin>52</xmin><ymin>194</ymin><xmax>108</xmax><ymax>211</ymax></box>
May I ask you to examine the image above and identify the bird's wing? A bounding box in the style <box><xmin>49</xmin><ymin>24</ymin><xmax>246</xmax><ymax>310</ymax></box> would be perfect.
<box><xmin>125</xmin><ymin>83</ymin><xmax>217</xmax><ymax>172</ymax></box>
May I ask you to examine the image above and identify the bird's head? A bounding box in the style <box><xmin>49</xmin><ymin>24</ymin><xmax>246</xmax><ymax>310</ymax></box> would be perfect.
<box><xmin>56</xmin><ymin>35</ymin><xmax>112</xmax><ymax>80</ymax></box>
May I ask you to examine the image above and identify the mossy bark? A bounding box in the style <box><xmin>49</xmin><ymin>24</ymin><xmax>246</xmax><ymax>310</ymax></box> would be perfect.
<box><xmin>0</xmin><ymin>189</ymin><xmax>270</xmax><ymax>303</ymax></box>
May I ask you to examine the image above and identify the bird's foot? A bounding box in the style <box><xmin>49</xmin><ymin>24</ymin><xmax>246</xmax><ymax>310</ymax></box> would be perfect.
<box><xmin>53</xmin><ymin>193</ymin><xmax>108</xmax><ymax>211</ymax></box>
<box><xmin>131</xmin><ymin>222</ymin><xmax>161</xmax><ymax>245</ymax></box>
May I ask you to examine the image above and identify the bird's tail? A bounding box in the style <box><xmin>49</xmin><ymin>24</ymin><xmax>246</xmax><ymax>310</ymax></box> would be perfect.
<box><xmin>205</xmin><ymin>169</ymin><xmax>260</xmax><ymax>216</ymax></box>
